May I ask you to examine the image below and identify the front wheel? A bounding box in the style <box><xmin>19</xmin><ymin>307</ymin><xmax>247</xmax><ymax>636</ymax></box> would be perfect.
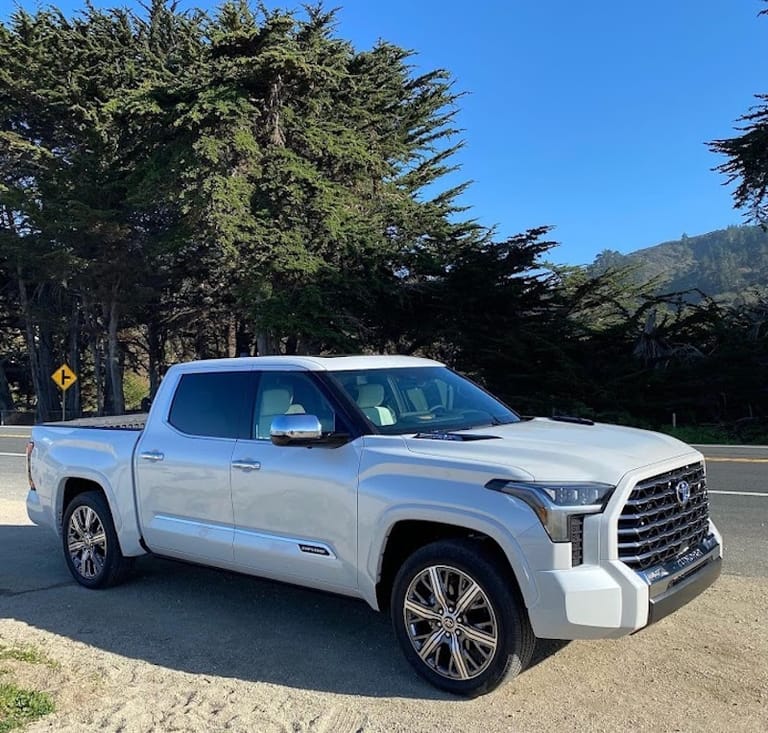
<box><xmin>62</xmin><ymin>491</ymin><xmax>133</xmax><ymax>589</ymax></box>
<box><xmin>391</xmin><ymin>538</ymin><xmax>534</xmax><ymax>696</ymax></box>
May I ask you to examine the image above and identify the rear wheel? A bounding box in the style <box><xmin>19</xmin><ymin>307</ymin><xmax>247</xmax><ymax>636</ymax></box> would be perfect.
<box><xmin>62</xmin><ymin>491</ymin><xmax>133</xmax><ymax>589</ymax></box>
<box><xmin>391</xmin><ymin>538</ymin><xmax>534</xmax><ymax>696</ymax></box>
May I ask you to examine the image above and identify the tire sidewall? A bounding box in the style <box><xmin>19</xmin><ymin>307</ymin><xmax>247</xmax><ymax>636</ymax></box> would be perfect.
<box><xmin>391</xmin><ymin>540</ymin><xmax>526</xmax><ymax>697</ymax></box>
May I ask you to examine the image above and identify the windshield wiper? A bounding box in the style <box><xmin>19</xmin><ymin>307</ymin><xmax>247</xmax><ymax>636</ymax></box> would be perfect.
<box><xmin>413</xmin><ymin>430</ymin><xmax>500</xmax><ymax>442</ymax></box>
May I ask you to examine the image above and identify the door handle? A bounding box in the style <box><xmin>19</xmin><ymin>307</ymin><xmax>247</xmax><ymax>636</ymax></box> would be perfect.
<box><xmin>231</xmin><ymin>459</ymin><xmax>261</xmax><ymax>472</ymax></box>
<box><xmin>140</xmin><ymin>451</ymin><xmax>165</xmax><ymax>462</ymax></box>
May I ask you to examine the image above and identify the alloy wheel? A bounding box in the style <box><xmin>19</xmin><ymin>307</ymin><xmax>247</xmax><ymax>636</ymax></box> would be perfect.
<box><xmin>402</xmin><ymin>564</ymin><xmax>498</xmax><ymax>681</ymax></box>
<box><xmin>67</xmin><ymin>505</ymin><xmax>108</xmax><ymax>580</ymax></box>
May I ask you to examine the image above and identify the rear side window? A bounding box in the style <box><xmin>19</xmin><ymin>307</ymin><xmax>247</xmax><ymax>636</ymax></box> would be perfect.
<box><xmin>169</xmin><ymin>371</ymin><xmax>252</xmax><ymax>438</ymax></box>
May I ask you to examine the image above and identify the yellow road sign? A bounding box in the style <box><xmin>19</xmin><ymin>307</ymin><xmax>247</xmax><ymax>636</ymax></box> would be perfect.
<box><xmin>52</xmin><ymin>364</ymin><xmax>77</xmax><ymax>391</ymax></box>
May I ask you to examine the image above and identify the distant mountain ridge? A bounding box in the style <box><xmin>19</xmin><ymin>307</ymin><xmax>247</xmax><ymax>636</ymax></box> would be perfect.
<box><xmin>587</xmin><ymin>225</ymin><xmax>768</xmax><ymax>300</ymax></box>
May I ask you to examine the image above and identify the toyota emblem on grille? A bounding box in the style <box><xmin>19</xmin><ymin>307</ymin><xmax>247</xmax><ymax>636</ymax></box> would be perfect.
<box><xmin>675</xmin><ymin>480</ymin><xmax>691</xmax><ymax>506</ymax></box>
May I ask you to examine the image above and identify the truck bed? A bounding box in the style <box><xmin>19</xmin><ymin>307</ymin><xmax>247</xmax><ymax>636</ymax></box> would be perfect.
<box><xmin>45</xmin><ymin>413</ymin><xmax>147</xmax><ymax>430</ymax></box>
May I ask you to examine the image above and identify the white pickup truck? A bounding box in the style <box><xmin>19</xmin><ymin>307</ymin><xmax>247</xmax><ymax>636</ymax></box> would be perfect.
<box><xmin>26</xmin><ymin>355</ymin><xmax>722</xmax><ymax>696</ymax></box>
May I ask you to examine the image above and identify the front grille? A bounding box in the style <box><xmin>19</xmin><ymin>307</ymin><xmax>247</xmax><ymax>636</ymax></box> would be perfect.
<box><xmin>618</xmin><ymin>462</ymin><xmax>710</xmax><ymax>571</ymax></box>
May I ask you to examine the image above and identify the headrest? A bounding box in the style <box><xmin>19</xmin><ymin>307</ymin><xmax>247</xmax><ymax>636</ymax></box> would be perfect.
<box><xmin>356</xmin><ymin>383</ymin><xmax>385</xmax><ymax>408</ymax></box>
<box><xmin>261</xmin><ymin>388</ymin><xmax>292</xmax><ymax>414</ymax></box>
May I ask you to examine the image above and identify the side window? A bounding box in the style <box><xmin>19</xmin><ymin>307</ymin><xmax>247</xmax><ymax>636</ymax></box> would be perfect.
<box><xmin>253</xmin><ymin>372</ymin><xmax>337</xmax><ymax>439</ymax></box>
<box><xmin>168</xmin><ymin>371</ymin><xmax>252</xmax><ymax>439</ymax></box>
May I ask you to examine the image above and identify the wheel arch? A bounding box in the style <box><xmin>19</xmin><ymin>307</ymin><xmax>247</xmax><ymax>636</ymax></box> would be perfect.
<box><xmin>57</xmin><ymin>473</ymin><xmax>143</xmax><ymax>556</ymax></box>
<box><xmin>373</xmin><ymin>514</ymin><xmax>536</xmax><ymax>614</ymax></box>
<box><xmin>61</xmin><ymin>477</ymin><xmax>106</xmax><ymax>522</ymax></box>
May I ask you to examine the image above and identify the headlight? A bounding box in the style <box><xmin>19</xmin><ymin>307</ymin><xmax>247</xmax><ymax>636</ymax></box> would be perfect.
<box><xmin>486</xmin><ymin>480</ymin><xmax>615</xmax><ymax>542</ymax></box>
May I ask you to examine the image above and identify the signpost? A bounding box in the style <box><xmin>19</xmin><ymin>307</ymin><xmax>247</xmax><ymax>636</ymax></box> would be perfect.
<box><xmin>51</xmin><ymin>364</ymin><xmax>77</xmax><ymax>421</ymax></box>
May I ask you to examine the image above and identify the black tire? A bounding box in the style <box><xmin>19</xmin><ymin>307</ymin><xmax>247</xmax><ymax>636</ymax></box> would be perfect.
<box><xmin>391</xmin><ymin>538</ymin><xmax>534</xmax><ymax>697</ymax></box>
<box><xmin>62</xmin><ymin>490</ymin><xmax>133</xmax><ymax>589</ymax></box>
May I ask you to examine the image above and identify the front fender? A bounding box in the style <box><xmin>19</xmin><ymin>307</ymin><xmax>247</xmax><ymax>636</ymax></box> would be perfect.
<box><xmin>360</xmin><ymin>501</ymin><xmax>543</xmax><ymax>612</ymax></box>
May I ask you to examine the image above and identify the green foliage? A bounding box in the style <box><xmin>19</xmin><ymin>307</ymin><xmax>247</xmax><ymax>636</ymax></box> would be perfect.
<box><xmin>0</xmin><ymin>684</ymin><xmax>55</xmax><ymax>732</ymax></box>
<box><xmin>122</xmin><ymin>372</ymin><xmax>149</xmax><ymax>411</ymax></box>
<box><xmin>662</xmin><ymin>425</ymin><xmax>739</xmax><ymax>445</ymax></box>
<box><xmin>709</xmin><ymin>4</ymin><xmax>768</xmax><ymax>225</ymax></box>
<box><xmin>0</xmin><ymin>645</ymin><xmax>58</xmax><ymax>669</ymax></box>
<box><xmin>0</xmin><ymin>645</ymin><xmax>57</xmax><ymax>731</ymax></box>
<box><xmin>587</xmin><ymin>225</ymin><xmax>768</xmax><ymax>301</ymax></box>
<box><xmin>711</xmin><ymin>96</ymin><xmax>768</xmax><ymax>225</ymax></box>
<box><xmin>1</xmin><ymin>1</ymin><xmax>768</xmax><ymax>439</ymax></box>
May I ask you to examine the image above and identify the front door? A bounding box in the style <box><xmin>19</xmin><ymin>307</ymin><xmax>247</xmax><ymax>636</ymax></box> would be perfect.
<box><xmin>230</xmin><ymin>370</ymin><xmax>360</xmax><ymax>591</ymax></box>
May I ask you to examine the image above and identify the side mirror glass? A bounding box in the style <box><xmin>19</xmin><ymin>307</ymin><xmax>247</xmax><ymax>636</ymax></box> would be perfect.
<box><xmin>270</xmin><ymin>414</ymin><xmax>323</xmax><ymax>446</ymax></box>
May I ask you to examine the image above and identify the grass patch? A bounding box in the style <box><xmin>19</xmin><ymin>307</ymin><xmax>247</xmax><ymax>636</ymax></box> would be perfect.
<box><xmin>660</xmin><ymin>421</ymin><xmax>768</xmax><ymax>445</ymax></box>
<box><xmin>0</xmin><ymin>683</ymin><xmax>54</xmax><ymax>733</ymax></box>
<box><xmin>0</xmin><ymin>645</ymin><xmax>58</xmax><ymax>670</ymax></box>
<box><xmin>660</xmin><ymin>425</ymin><xmax>738</xmax><ymax>445</ymax></box>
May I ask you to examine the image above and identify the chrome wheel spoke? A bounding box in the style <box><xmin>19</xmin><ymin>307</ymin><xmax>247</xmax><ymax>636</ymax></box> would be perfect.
<box><xmin>418</xmin><ymin>629</ymin><xmax>445</xmax><ymax>662</ymax></box>
<box><xmin>71</xmin><ymin>511</ymin><xmax>86</xmax><ymax>537</ymax></box>
<box><xmin>454</xmin><ymin>581</ymin><xmax>480</xmax><ymax>616</ymax></box>
<box><xmin>68</xmin><ymin>539</ymin><xmax>87</xmax><ymax>552</ymax></box>
<box><xmin>449</xmin><ymin>633</ymin><xmax>470</xmax><ymax>680</ymax></box>
<box><xmin>77</xmin><ymin>549</ymin><xmax>92</xmax><ymax>577</ymax></box>
<box><xmin>458</xmin><ymin>623</ymin><xmax>496</xmax><ymax>649</ymax></box>
<box><xmin>90</xmin><ymin>531</ymin><xmax>106</xmax><ymax>549</ymax></box>
<box><xmin>404</xmin><ymin>598</ymin><xmax>442</xmax><ymax>622</ymax></box>
<box><xmin>91</xmin><ymin>550</ymin><xmax>104</xmax><ymax>575</ymax></box>
<box><xmin>427</xmin><ymin>567</ymin><xmax>449</xmax><ymax>610</ymax></box>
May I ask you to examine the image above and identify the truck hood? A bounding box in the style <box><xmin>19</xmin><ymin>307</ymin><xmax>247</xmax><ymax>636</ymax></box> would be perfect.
<box><xmin>403</xmin><ymin>418</ymin><xmax>699</xmax><ymax>485</ymax></box>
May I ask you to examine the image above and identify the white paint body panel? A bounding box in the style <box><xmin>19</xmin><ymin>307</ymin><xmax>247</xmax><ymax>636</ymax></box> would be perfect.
<box><xmin>229</xmin><ymin>437</ymin><xmax>361</xmax><ymax>590</ymax></box>
<box><xmin>27</xmin><ymin>355</ymin><xmax>721</xmax><ymax>641</ymax></box>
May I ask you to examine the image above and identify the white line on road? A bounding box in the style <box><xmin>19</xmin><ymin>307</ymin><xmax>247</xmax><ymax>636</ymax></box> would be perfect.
<box><xmin>705</xmin><ymin>457</ymin><xmax>768</xmax><ymax>464</ymax></box>
<box><xmin>0</xmin><ymin>452</ymin><xmax>25</xmax><ymax>457</ymax></box>
<box><xmin>709</xmin><ymin>490</ymin><xmax>768</xmax><ymax>498</ymax></box>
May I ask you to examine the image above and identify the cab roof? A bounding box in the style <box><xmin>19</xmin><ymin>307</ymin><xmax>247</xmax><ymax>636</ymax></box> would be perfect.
<box><xmin>169</xmin><ymin>354</ymin><xmax>445</xmax><ymax>373</ymax></box>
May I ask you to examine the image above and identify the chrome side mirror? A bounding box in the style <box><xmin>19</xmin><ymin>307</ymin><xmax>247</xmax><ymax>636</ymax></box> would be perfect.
<box><xmin>270</xmin><ymin>414</ymin><xmax>323</xmax><ymax>446</ymax></box>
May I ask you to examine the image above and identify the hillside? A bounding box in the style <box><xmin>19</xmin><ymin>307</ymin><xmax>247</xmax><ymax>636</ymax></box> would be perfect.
<box><xmin>587</xmin><ymin>225</ymin><xmax>768</xmax><ymax>300</ymax></box>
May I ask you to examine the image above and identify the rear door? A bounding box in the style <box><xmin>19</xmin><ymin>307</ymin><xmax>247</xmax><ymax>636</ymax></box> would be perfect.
<box><xmin>135</xmin><ymin>369</ymin><xmax>254</xmax><ymax>564</ymax></box>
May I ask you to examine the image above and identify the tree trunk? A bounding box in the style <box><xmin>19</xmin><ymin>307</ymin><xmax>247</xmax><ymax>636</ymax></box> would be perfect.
<box><xmin>17</xmin><ymin>271</ymin><xmax>59</xmax><ymax>421</ymax></box>
<box><xmin>0</xmin><ymin>360</ymin><xmax>14</xmax><ymax>422</ymax></box>
<box><xmin>37</xmin><ymin>305</ymin><xmax>60</xmax><ymax>420</ymax></box>
<box><xmin>227</xmin><ymin>314</ymin><xmax>237</xmax><ymax>357</ymax></box>
<box><xmin>66</xmin><ymin>298</ymin><xmax>82</xmax><ymax>418</ymax></box>
<box><xmin>236</xmin><ymin>321</ymin><xmax>253</xmax><ymax>357</ymax></box>
<box><xmin>147</xmin><ymin>319</ymin><xmax>161</xmax><ymax>399</ymax></box>
<box><xmin>17</xmin><ymin>269</ymin><xmax>43</xmax><ymax>419</ymax></box>
<box><xmin>104</xmin><ymin>295</ymin><xmax>124</xmax><ymax>415</ymax></box>
<box><xmin>256</xmin><ymin>331</ymin><xmax>276</xmax><ymax>355</ymax></box>
<box><xmin>91</xmin><ymin>331</ymin><xmax>104</xmax><ymax>416</ymax></box>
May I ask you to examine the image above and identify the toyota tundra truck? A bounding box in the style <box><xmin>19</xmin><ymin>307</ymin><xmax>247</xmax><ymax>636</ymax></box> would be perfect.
<box><xmin>26</xmin><ymin>355</ymin><xmax>722</xmax><ymax>696</ymax></box>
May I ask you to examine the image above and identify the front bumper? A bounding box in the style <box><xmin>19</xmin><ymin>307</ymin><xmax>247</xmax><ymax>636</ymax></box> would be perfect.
<box><xmin>525</xmin><ymin>452</ymin><xmax>724</xmax><ymax>639</ymax></box>
<box><xmin>643</xmin><ymin>534</ymin><xmax>722</xmax><ymax>626</ymax></box>
<box><xmin>528</xmin><ymin>532</ymin><xmax>722</xmax><ymax>639</ymax></box>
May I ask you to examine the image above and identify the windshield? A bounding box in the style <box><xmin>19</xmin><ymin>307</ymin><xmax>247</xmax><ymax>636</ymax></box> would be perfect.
<box><xmin>329</xmin><ymin>366</ymin><xmax>519</xmax><ymax>435</ymax></box>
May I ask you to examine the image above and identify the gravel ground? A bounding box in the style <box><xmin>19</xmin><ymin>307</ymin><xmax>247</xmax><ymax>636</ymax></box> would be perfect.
<box><xmin>1</xmin><ymin>499</ymin><xmax>766</xmax><ymax>733</ymax></box>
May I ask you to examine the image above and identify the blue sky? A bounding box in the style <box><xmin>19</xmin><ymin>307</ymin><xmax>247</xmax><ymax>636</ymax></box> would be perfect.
<box><xmin>8</xmin><ymin>0</ymin><xmax>768</xmax><ymax>263</ymax></box>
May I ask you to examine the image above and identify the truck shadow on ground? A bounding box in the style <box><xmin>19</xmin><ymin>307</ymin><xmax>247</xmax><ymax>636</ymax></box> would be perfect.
<box><xmin>0</xmin><ymin>524</ymin><xmax>566</xmax><ymax>699</ymax></box>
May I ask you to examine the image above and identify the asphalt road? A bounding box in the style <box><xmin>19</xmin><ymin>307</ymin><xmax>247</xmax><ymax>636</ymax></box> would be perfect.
<box><xmin>0</xmin><ymin>428</ymin><xmax>766</xmax><ymax>578</ymax></box>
